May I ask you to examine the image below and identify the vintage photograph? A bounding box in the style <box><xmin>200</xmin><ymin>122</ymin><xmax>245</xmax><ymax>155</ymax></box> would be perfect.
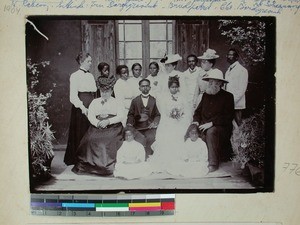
<box><xmin>26</xmin><ymin>16</ymin><xmax>275</xmax><ymax>193</ymax></box>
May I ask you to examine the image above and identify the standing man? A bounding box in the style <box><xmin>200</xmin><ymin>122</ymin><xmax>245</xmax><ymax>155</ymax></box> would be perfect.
<box><xmin>192</xmin><ymin>69</ymin><xmax>234</xmax><ymax>172</ymax></box>
<box><xmin>225</xmin><ymin>48</ymin><xmax>248</xmax><ymax>127</ymax></box>
<box><xmin>127</xmin><ymin>79</ymin><xmax>161</xmax><ymax>159</ymax></box>
<box><xmin>181</xmin><ymin>54</ymin><xmax>203</xmax><ymax>113</ymax></box>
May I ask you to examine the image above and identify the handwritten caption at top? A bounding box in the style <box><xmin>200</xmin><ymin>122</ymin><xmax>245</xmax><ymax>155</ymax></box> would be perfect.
<box><xmin>3</xmin><ymin>0</ymin><xmax>300</xmax><ymax>15</ymax></box>
<box><xmin>3</xmin><ymin>2</ymin><xmax>21</xmax><ymax>14</ymax></box>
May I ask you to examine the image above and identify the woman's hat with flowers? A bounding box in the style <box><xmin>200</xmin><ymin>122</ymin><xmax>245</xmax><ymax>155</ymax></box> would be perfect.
<box><xmin>198</xmin><ymin>49</ymin><xmax>219</xmax><ymax>60</ymax></box>
<box><xmin>98</xmin><ymin>76</ymin><xmax>116</xmax><ymax>90</ymax></box>
<box><xmin>160</xmin><ymin>53</ymin><xmax>182</xmax><ymax>64</ymax></box>
<box><xmin>202</xmin><ymin>68</ymin><xmax>228</xmax><ymax>83</ymax></box>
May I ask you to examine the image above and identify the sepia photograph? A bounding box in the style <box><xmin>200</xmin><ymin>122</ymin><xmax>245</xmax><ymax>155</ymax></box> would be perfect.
<box><xmin>26</xmin><ymin>16</ymin><xmax>275</xmax><ymax>193</ymax></box>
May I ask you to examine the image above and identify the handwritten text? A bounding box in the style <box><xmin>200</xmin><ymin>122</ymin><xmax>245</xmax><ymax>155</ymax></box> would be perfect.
<box><xmin>283</xmin><ymin>162</ymin><xmax>300</xmax><ymax>176</ymax></box>
<box><xmin>6</xmin><ymin>0</ymin><xmax>300</xmax><ymax>14</ymax></box>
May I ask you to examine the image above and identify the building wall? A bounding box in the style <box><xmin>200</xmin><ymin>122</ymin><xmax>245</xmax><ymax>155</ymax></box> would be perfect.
<box><xmin>26</xmin><ymin>18</ymin><xmax>268</xmax><ymax>145</ymax></box>
<box><xmin>26</xmin><ymin>18</ymin><xmax>82</xmax><ymax>145</ymax></box>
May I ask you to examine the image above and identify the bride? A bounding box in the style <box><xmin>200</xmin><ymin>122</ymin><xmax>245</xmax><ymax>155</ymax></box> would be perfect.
<box><xmin>149</xmin><ymin>75</ymin><xmax>192</xmax><ymax>170</ymax></box>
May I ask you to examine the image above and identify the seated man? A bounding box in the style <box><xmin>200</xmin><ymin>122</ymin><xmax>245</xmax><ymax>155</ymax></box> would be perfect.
<box><xmin>192</xmin><ymin>69</ymin><xmax>234</xmax><ymax>172</ymax></box>
<box><xmin>127</xmin><ymin>78</ymin><xmax>161</xmax><ymax>159</ymax></box>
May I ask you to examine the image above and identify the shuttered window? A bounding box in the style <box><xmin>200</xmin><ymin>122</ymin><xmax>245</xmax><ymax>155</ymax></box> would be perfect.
<box><xmin>117</xmin><ymin>20</ymin><xmax>175</xmax><ymax>76</ymax></box>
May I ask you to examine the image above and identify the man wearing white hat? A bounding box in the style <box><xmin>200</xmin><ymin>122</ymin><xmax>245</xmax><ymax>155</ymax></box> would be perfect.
<box><xmin>192</xmin><ymin>69</ymin><xmax>234</xmax><ymax>172</ymax></box>
<box><xmin>224</xmin><ymin>48</ymin><xmax>248</xmax><ymax>127</ymax></box>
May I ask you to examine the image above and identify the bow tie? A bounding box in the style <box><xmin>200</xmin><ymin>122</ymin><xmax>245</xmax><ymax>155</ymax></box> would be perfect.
<box><xmin>141</xmin><ymin>95</ymin><xmax>149</xmax><ymax>99</ymax></box>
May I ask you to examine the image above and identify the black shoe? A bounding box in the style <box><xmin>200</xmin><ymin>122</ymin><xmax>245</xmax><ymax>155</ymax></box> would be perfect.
<box><xmin>208</xmin><ymin>166</ymin><xmax>218</xmax><ymax>173</ymax></box>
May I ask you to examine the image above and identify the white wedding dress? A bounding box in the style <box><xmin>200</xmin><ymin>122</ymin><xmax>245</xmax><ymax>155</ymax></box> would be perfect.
<box><xmin>149</xmin><ymin>91</ymin><xmax>192</xmax><ymax>169</ymax></box>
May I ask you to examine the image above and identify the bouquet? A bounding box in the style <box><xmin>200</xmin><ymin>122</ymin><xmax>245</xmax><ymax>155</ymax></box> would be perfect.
<box><xmin>169</xmin><ymin>107</ymin><xmax>184</xmax><ymax>120</ymax></box>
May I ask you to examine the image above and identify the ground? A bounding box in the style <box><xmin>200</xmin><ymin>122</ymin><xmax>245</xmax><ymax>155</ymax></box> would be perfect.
<box><xmin>34</xmin><ymin>150</ymin><xmax>256</xmax><ymax>192</ymax></box>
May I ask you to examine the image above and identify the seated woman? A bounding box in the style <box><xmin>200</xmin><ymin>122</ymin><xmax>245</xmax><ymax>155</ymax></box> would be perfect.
<box><xmin>113</xmin><ymin>127</ymin><xmax>152</xmax><ymax>179</ymax></box>
<box><xmin>72</xmin><ymin>77</ymin><xmax>124</xmax><ymax>176</ymax></box>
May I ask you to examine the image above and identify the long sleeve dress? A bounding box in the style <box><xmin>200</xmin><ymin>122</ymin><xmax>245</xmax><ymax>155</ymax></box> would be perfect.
<box><xmin>72</xmin><ymin>96</ymin><xmax>124</xmax><ymax>176</ymax></box>
<box><xmin>114</xmin><ymin>78</ymin><xmax>137</xmax><ymax>126</ymax></box>
<box><xmin>64</xmin><ymin>69</ymin><xmax>97</xmax><ymax>165</ymax></box>
<box><xmin>149</xmin><ymin>91</ymin><xmax>191</xmax><ymax>169</ymax></box>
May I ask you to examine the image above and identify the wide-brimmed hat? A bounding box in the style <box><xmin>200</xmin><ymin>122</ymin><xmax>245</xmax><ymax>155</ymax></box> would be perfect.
<box><xmin>160</xmin><ymin>54</ymin><xmax>182</xmax><ymax>64</ymax></box>
<box><xmin>202</xmin><ymin>69</ymin><xmax>228</xmax><ymax>83</ymax></box>
<box><xmin>198</xmin><ymin>49</ymin><xmax>219</xmax><ymax>60</ymax></box>
<box><xmin>98</xmin><ymin>76</ymin><xmax>116</xmax><ymax>90</ymax></box>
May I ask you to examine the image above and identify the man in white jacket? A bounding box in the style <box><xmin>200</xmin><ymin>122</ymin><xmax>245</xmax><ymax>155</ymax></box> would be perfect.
<box><xmin>224</xmin><ymin>48</ymin><xmax>248</xmax><ymax>127</ymax></box>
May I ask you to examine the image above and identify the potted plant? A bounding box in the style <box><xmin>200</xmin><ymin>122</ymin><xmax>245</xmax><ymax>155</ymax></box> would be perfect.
<box><xmin>27</xmin><ymin>59</ymin><xmax>55</xmax><ymax>184</ymax></box>
<box><xmin>231</xmin><ymin>108</ymin><xmax>265</xmax><ymax>186</ymax></box>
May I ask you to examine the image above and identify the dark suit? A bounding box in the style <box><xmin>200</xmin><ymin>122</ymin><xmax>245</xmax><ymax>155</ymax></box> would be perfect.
<box><xmin>127</xmin><ymin>95</ymin><xmax>161</xmax><ymax>158</ymax></box>
<box><xmin>193</xmin><ymin>89</ymin><xmax>234</xmax><ymax>167</ymax></box>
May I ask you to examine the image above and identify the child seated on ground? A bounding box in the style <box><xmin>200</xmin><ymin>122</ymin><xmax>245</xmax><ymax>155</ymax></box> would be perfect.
<box><xmin>183</xmin><ymin>124</ymin><xmax>208</xmax><ymax>163</ymax></box>
<box><xmin>166</xmin><ymin>124</ymin><xmax>209</xmax><ymax>177</ymax></box>
<box><xmin>113</xmin><ymin>127</ymin><xmax>152</xmax><ymax>179</ymax></box>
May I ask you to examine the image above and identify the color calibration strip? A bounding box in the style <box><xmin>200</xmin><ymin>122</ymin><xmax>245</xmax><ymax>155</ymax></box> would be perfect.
<box><xmin>30</xmin><ymin>194</ymin><xmax>175</xmax><ymax>217</ymax></box>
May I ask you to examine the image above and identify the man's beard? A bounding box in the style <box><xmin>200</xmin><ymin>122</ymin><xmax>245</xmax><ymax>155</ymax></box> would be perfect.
<box><xmin>206</xmin><ymin>84</ymin><xmax>221</xmax><ymax>95</ymax></box>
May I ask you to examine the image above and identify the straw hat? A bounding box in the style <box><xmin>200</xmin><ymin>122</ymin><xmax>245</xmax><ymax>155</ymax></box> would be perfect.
<box><xmin>202</xmin><ymin>69</ymin><xmax>228</xmax><ymax>83</ymax></box>
<box><xmin>160</xmin><ymin>53</ymin><xmax>182</xmax><ymax>64</ymax></box>
<box><xmin>198</xmin><ymin>49</ymin><xmax>219</xmax><ymax>60</ymax></box>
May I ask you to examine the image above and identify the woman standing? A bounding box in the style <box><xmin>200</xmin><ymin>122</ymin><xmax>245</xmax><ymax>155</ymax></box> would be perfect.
<box><xmin>96</xmin><ymin>62</ymin><xmax>116</xmax><ymax>98</ymax></box>
<box><xmin>193</xmin><ymin>49</ymin><xmax>219</xmax><ymax>109</ymax></box>
<box><xmin>149</xmin><ymin>76</ymin><xmax>190</xmax><ymax>167</ymax></box>
<box><xmin>128</xmin><ymin>63</ymin><xmax>143</xmax><ymax>97</ymax></box>
<box><xmin>147</xmin><ymin>62</ymin><xmax>160</xmax><ymax>98</ymax></box>
<box><xmin>114</xmin><ymin>65</ymin><xmax>136</xmax><ymax>126</ymax></box>
<box><xmin>72</xmin><ymin>77</ymin><xmax>124</xmax><ymax>176</ymax></box>
<box><xmin>158</xmin><ymin>54</ymin><xmax>184</xmax><ymax>95</ymax></box>
<box><xmin>64</xmin><ymin>53</ymin><xmax>97</xmax><ymax>166</ymax></box>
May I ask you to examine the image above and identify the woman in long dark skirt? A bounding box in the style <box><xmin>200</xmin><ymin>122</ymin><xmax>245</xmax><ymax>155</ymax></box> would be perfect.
<box><xmin>64</xmin><ymin>53</ymin><xmax>97</xmax><ymax>165</ymax></box>
<box><xmin>72</xmin><ymin>77</ymin><xmax>124</xmax><ymax>176</ymax></box>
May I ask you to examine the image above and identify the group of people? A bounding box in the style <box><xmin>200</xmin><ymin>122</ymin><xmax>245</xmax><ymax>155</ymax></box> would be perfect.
<box><xmin>63</xmin><ymin>48</ymin><xmax>248</xmax><ymax>179</ymax></box>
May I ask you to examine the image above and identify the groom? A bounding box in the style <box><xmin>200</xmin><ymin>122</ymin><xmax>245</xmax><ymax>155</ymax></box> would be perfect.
<box><xmin>126</xmin><ymin>78</ymin><xmax>161</xmax><ymax>159</ymax></box>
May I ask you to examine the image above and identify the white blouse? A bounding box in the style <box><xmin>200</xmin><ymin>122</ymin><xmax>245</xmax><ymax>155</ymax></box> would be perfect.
<box><xmin>69</xmin><ymin>69</ymin><xmax>97</xmax><ymax>111</ymax></box>
<box><xmin>114</xmin><ymin>78</ymin><xmax>136</xmax><ymax>110</ymax></box>
<box><xmin>147</xmin><ymin>74</ymin><xmax>161</xmax><ymax>98</ymax></box>
<box><xmin>87</xmin><ymin>97</ymin><xmax>124</xmax><ymax>127</ymax></box>
<box><xmin>127</xmin><ymin>76</ymin><xmax>142</xmax><ymax>97</ymax></box>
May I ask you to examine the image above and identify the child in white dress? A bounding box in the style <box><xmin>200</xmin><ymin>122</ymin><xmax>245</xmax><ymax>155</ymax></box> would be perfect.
<box><xmin>166</xmin><ymin>124</ymin><xmax>209</xmax><ymax>177</ymax></box>
<box><xmin>114</xmin><ymin>127</ymin><xmax>152</xmax><ymax>179</ymax></box>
